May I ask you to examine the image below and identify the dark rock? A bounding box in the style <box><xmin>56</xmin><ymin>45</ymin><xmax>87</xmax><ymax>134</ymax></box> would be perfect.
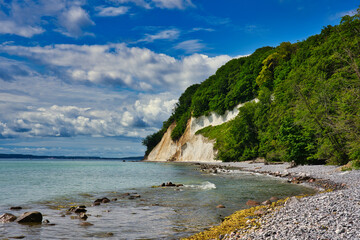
<box><xmin>102</xmin><ymin>197</ymin><xmax>110</xmax><ymax>203</ymax></box>
<box><xmin>67</xmin><ymin>206</ymin><xmax>76</xmax><ymax>212</ymax></box>
<box><xmin>94</xmin><ymin>198</ymin><xmax>102</xmax><ymax>203</ymax></box>
<box><xmin>161</xmin><ymin>183</ymin><xmax>166</xmax><ymax>187</ymax></box>
<box><xmin>93</xmin><ymin>202</ymin><xmax>101</xmax><ymax>206</ymax></box>
<box><xmin>16</xmin><ymin>211</ymin><xmax>42</xmax><ymax>224</ymax></box>
<box><xmin>74</xmin><ymin>207</ymin><xmax>87</xmax><ymax>214</ymax></box>
<box><xmin>0</xmin><ymin>213</ymin><xmax>17</xmax><ymax>223</ymax></box>
<box><xmin>216</xmin><ymin>204</ymin><xmax>226</xmax><ymax>208</ymax></box>
<box><xmin>79</xmin><ymin>212</ymin><xmax>88</xmax><ymax>220</ymax></box>
<box><xmin>78</xmin><ymin>205</ymin><xmax>86</xmax><ymax>209</ymax></box>
<box><xmin>8</xmin><ymin>236</ymin><xmax>25</xmax><ymax>239</ymax></box>
<box><xmin>10</xmin><ymin>206</ymin><xmax>22</xmax><ymax>210</ymax></box>
<box><xmin>246</xmin><ymin>200</ymin><xmax>260</xmax><ymax>206</ymax></box>
<box><xmin>176</xmin><ymin>184</ymin><xmax>184</xmax><ymax>187</ymax></box>
<box><xmin>111</xmin><ymin>198</ymin><xmax>118</xmax><ymax>201</ymax></box>
<box><xmin>166</xmin><ymin>182</ymin><xmax>176</xmax><ymax>187</ymax></box>
<box><xmin>43</xmin><ymin>219</ymin><xmax>50</xmax><ymax>224</ymax></box>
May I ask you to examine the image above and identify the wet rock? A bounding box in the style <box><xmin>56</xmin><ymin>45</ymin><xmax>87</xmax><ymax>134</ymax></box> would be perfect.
<box><xmin>16</xmin><ymin>211</ymin><xmax>42</xmax><ymax>224</ymax></box>
<box><xmin>94</xmin><ymin>198</ymin><xmax>102</xmax><ymax>203</ymax></box>
<box><xmin>129</xmin><ymin>194</ymin><xmax>141</xmax><ymax>200</ymax></box>
<box><xmin>111</xmin><ymin>198</ymin><xmax>118</xmax><ymax>201</ymax></box>
<box><xmin>8</xmin><ymin>236</ymin><xmax>25</xmax><ymax>239</ymax></box>
<box><xmin>79</xmin><ymin>212</ymin><xmax>88</xmax><ymax>220</ymax></box>
<box><xmin>246</xmin><ymin>200</ymin><xmax>260</xmax><ymax>206</ymax></box>
<box><xmin>176</xmin><ymin>184</ymin><xmax>184</xmax><ymax>187</ymax></box>
<box><xmin>78</xmin><ymin>205</ymin><xmax>86</xmax><ymax>209</ymax></box>
<box><xmin>269</xmin><ymin>196</ymin><xmax>279</xmax><ymax>202</ymax></box>
<box><xmin>166</xmin><ymin>182</ymin><xmax>176</xmax><ymax>187</ymax></box>
<box><xmin>262</xmin><ymin>200</ymin><xmax>272</xmax><ymax>205</ymax></box>
<box><xmin>0</xmin><ymin>213</ymin><xmax>17</xmax><ymax>223</ymax></box>
<box><xmin>43</xmin><ymin>219</ymin><xmax>50</xmax><ymax>224</ymax></box>
<box><xmin>10</xmin><ymin>206</ymin><xmax>22</xmax><ymax>210</ymax></box>
<box><xmin>93</xmin><ymin>202</ymin><xmax>101</xmax><ymax>206</ymax></box>
<box><xmin>101</xmin><ymin>197</ymin><xmax>110</xmax><ymax>203</ymax></box>
<box><xmin>216</xmin><ymin>204</ymin><xmax>226</xmax><ymax>208</ymax></box>
<box><xmin>80</xmin><ymin>222</ymin><xmax>93</xmax><ymax>227</ymax></box>
<box><xmin>74</xmin><ymin>207</ymin><xmax>87</xmax><ymax>214</ymax></box>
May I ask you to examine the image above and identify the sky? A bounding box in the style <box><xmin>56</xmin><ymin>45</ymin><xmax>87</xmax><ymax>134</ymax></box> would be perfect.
<box><xmin>0</xmin><ymin>0</ymin><xmax>358</xmax><ymax>158</ymax></box>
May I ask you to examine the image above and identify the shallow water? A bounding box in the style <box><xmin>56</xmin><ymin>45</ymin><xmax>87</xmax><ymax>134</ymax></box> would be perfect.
<box><xmin>0</xmin><ymin>159</ymin><xmax>315</xmax><ymax>239</ymax></box>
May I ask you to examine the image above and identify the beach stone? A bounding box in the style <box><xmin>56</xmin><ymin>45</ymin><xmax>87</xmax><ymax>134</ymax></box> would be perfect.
<box><xmin>43</xmin><ymin>219</ymin><xmax>50</xmax><ymax>224</ymax></box>
<box><xmin>0</xmin><ymin>213</ymin><xmax>17</xmax><ymax>223</ymax></box>
<box><xmin>269</xmin><ymin>196</ymin><xmax>279</xmax><ymax>202</ymax></box>
<box><xmin>246</xmin><ymin>200</ymin><xmax>260</xmax><ymax>206</ymax></box>
<box><xmin>254</xmin><ymin>209</ymin><xmax>266</xmax><ymax>215</ymax></box>
<box><xmin>262</xmin><ymin>200</ymin><xmax>272</xmax><ymax>205</ymax></box>
<box><xmin>111</xmin><ymin>198</ymin><xmax>118</xmax><ymax>201</ymax></box>
<box><xmin>166</xmin><ymin>182</ymin><xmax>176</xmax><ymax>187</ymax></box>
<box><xmin>16</xmin><ymin>211</ymin><xmax>42</xmax><ymax>224</ymax></box>
<box><xmin>216</xmin><ymin>204</ymin><xmax>226</xmax><ymax>208</ymax></box>
<box><xmin>93</xmin><ymin>202</ymin><xmax>101</xmax><ymax>206</ymax></box>
<box><xmin>129</xmin><ymin>194</ymin><xmax>141</xmax><ymax>200</ymax></box>
<box><xmin>94</xmin><ymin>198</ymin><xmax>102</xmax><ymax>203</ymax></box>
<box><xmin>10</xmin><ymin>206</ymin><xmax>22</xmax><ymax>210</ymax></box>
<box><xmin>101</xmin><ymin>197</ymin><xmax>110</xmax><ymax>203</ymax></box>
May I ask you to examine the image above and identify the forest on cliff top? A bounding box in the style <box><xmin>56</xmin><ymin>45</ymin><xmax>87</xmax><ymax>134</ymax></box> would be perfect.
<box><xmin>143</xmin><ymin>9</ymin><xmax>360</xmax><ymax>165</ymax></box>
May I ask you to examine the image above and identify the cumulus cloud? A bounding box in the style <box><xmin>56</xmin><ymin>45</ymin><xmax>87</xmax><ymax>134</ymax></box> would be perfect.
<box><xmin>174</xmin><ymin>39</ymin><xmax>206</xmax><ymax>53</ymax></box>
<box><xmin>0</xmin><ymin>43</ymin><xmax>232</xmax><ymax>93</ymax></box>
<box><xmin>0</xmin><ymin>0</ymin><xmax>95</xmax><ymax>38</ymax></box>
<box><xmin>58</xmin><ymin>6</ymin><xmax>94</xmax><ymax>37</ymax></box>
<box><xmin>96</xmin><ymin>6</ymin><xmax>130</xmax><ymax>17</ymax></box>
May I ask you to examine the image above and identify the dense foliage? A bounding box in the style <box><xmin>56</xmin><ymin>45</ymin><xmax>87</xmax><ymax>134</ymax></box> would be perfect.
<box><xmin>144</xmin><ymin>10</ymin><xmax>360</xmax><ymax>165</ymax></box>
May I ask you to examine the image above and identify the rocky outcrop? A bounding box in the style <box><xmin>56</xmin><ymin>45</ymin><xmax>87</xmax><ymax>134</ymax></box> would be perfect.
<box><xmin>145</xmin><ymin>100</ymin><xmax>258</xmax><ymax>162</ymax></box>
<box><xmin>16</xmin><ymin>211</ymin><xmax>42</xmax><ymax>224</ymax></box>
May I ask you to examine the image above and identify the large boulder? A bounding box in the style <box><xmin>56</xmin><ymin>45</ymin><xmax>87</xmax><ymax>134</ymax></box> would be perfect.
<box><xmin>0</xmin><ymin>213</ymin><xmax>17</xmax><ymax>223</ymax></box>
<box><xmin>16</xmin><ymin>211</ymin><xmax>42</xmax><ymax>224</ymax></box>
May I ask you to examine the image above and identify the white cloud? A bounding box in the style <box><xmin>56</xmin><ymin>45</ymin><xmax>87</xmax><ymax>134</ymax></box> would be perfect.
<box><xmin>138</xmin><ymin>29</ymin><xmax>180</xmax><ymax>42</ymax></box>
<box><xmin>152</xmin><ymin>0</ymin><xmax>194</xmax><ymax>9</ymax></box>
<box><xmin>0</xmin><ymin>20</ymin><xmax>44</xmax><ymax>37</ymax></box>
<box><xmin>174</xmin><ymin>39</ymin><xmax>206</xmax><ymax>53</ymax></box>
<box><xmin>330</xmin><ymin>8</ymin><xmax>358</xmax><ymax>20</ymax></box>
<box><xmin>96</xmin><ymin>6</ymin><xmax>130</xmax><ymax>17</ymax></box>
<box><xmin>58</xmin><ymin>6</ymin><xmax>94</xmax><ymax>37</ymax></box>
<box><xmin>0</xmin><ymin>43</ymin><xmax>232</xmax><ymax>93</ymax></box>
<box><xmin>0</xmin><ymin>0</ymin><xmax>95</xmax><ymax>38</ymax></box>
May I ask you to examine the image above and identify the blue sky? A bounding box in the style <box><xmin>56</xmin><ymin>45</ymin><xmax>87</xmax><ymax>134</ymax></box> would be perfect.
<box><xmin>0</xmin><ymin>0</ymin><xmax>358</xmax><ymax>157</ymax></box>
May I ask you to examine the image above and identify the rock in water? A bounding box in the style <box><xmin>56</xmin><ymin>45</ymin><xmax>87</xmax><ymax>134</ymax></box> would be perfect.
<box><xmin>0</xmin><ymin>213</ymin><xmax>17</xmax><ymax>223</ymax></box>
<box><xmin>216</xmin><ymin>204</ymin><xmax>226</xmax><ymax>208</ymax></box>
<box><xmin>246</xmin><ymin>200</ymin><xmax>260</xmax><ymax>206</ymax></box>
<box><xmin>16</xmin><ymin>211</ymin><xmax>42</xmax><ymax>224</ymax></box>
<box><xmin>10</xmin><ymin>206</ymin><xmax>22</xmax><ymax>210</ymax></box>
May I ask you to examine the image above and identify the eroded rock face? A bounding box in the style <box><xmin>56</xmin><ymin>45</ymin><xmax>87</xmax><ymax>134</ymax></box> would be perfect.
<box><xmin>16</xmin><ymin>211</ymin><xmax>42</xmax><ymax>224</ymax></box>
<box><xmin>0</xmin><ymin>213</ymin><xmax>17</xmax><ymax>223</ymax></box>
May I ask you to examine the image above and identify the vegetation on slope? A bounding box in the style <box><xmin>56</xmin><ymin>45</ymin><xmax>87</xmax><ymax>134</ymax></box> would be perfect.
<box><xmin>143</xmin><ymin>9</ymin><xmax>360</xmax><ymax>165</ymax></box>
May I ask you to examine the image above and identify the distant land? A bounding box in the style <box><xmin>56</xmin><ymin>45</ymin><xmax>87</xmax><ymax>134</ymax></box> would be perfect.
<box><xmin>0</xmin><ymin>153</ymin><xmax>143</xmax><ymax>161</ymax></box>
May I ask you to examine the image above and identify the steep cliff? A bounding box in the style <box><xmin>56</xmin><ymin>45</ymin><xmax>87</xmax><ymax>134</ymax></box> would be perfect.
<box><xmin>145</xmin><ymin>101</ymin><xmax>253</xmax><ymax>162</ymax></box>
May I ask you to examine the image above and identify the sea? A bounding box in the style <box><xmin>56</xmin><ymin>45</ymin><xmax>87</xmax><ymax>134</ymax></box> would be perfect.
<box><xmin>0</xmin><ymin>158</ymin><xmax>315</xmax><ymax>239</ymax></box>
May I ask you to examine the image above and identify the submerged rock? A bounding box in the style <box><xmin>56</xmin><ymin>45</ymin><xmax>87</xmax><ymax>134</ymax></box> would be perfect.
<box><xmin>16</xmin><ymin>211</ymin><xmax>42</xmax><ymax>224</ymax></box>
<box><xmin>0</xmin><ymin>213</ymin><xmax>17</xmax><ymax>223</ymax></box>
<box><xmin>216</xmin><ymin>204</ymin><xmax>226</xmax><ymax>208</ymax></box>
<box><xmin>10</xmin><ymin>206</ymin><xmax>22</xmax><ymax>210</ymax></box>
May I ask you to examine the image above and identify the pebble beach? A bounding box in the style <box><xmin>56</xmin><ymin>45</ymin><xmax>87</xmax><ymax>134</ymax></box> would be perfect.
<box><xmin>197</xmin><ymin>161</ymin><xmax>360</xmax><ymax>240</ymax></box>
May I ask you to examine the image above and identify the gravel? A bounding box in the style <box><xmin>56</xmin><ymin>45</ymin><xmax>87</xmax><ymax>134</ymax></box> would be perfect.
<box><xmin>212</xmin><ymin>162</ymin><xmax>360</xmax><ymax>240</ymax></box>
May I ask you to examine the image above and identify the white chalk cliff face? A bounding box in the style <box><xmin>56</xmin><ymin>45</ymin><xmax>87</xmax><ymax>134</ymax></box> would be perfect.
<box><xmin>146</xmin><ymin>99</ymin><xmax>258</xmax><ymax>162</ymax></box>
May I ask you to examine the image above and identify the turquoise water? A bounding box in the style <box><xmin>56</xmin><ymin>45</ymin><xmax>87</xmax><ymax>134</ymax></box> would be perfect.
<box><xmin>0</xmin><ymin>159</ymin><xmax>315</xmax><ymax>239</ymax></box>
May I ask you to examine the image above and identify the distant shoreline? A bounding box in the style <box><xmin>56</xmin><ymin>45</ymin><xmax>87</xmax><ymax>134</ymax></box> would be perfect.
<box><xmin>0</xmin><ymin>153</ymin><xmax>143</xmax><ymax>161</ymax></box>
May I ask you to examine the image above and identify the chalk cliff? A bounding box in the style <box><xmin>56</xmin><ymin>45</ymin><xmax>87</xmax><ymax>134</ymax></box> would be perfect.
<box><xmin>145</xmin><ymin>100</ymin><xmax>257</xmax><ymax>162</ymax></box>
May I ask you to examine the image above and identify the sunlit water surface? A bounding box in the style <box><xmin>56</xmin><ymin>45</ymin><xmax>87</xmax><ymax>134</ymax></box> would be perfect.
<box><xmin>0</xmin><ymin>159</ymin><xmax>315</xmax><ymax>239</ymax></box>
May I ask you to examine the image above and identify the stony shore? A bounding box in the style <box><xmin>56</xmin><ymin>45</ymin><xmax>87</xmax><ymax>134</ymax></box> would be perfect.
<box><xmin>189</xmin><ymin>161</ymin><xmax>360</xmax><ymax>240</ymax></box>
